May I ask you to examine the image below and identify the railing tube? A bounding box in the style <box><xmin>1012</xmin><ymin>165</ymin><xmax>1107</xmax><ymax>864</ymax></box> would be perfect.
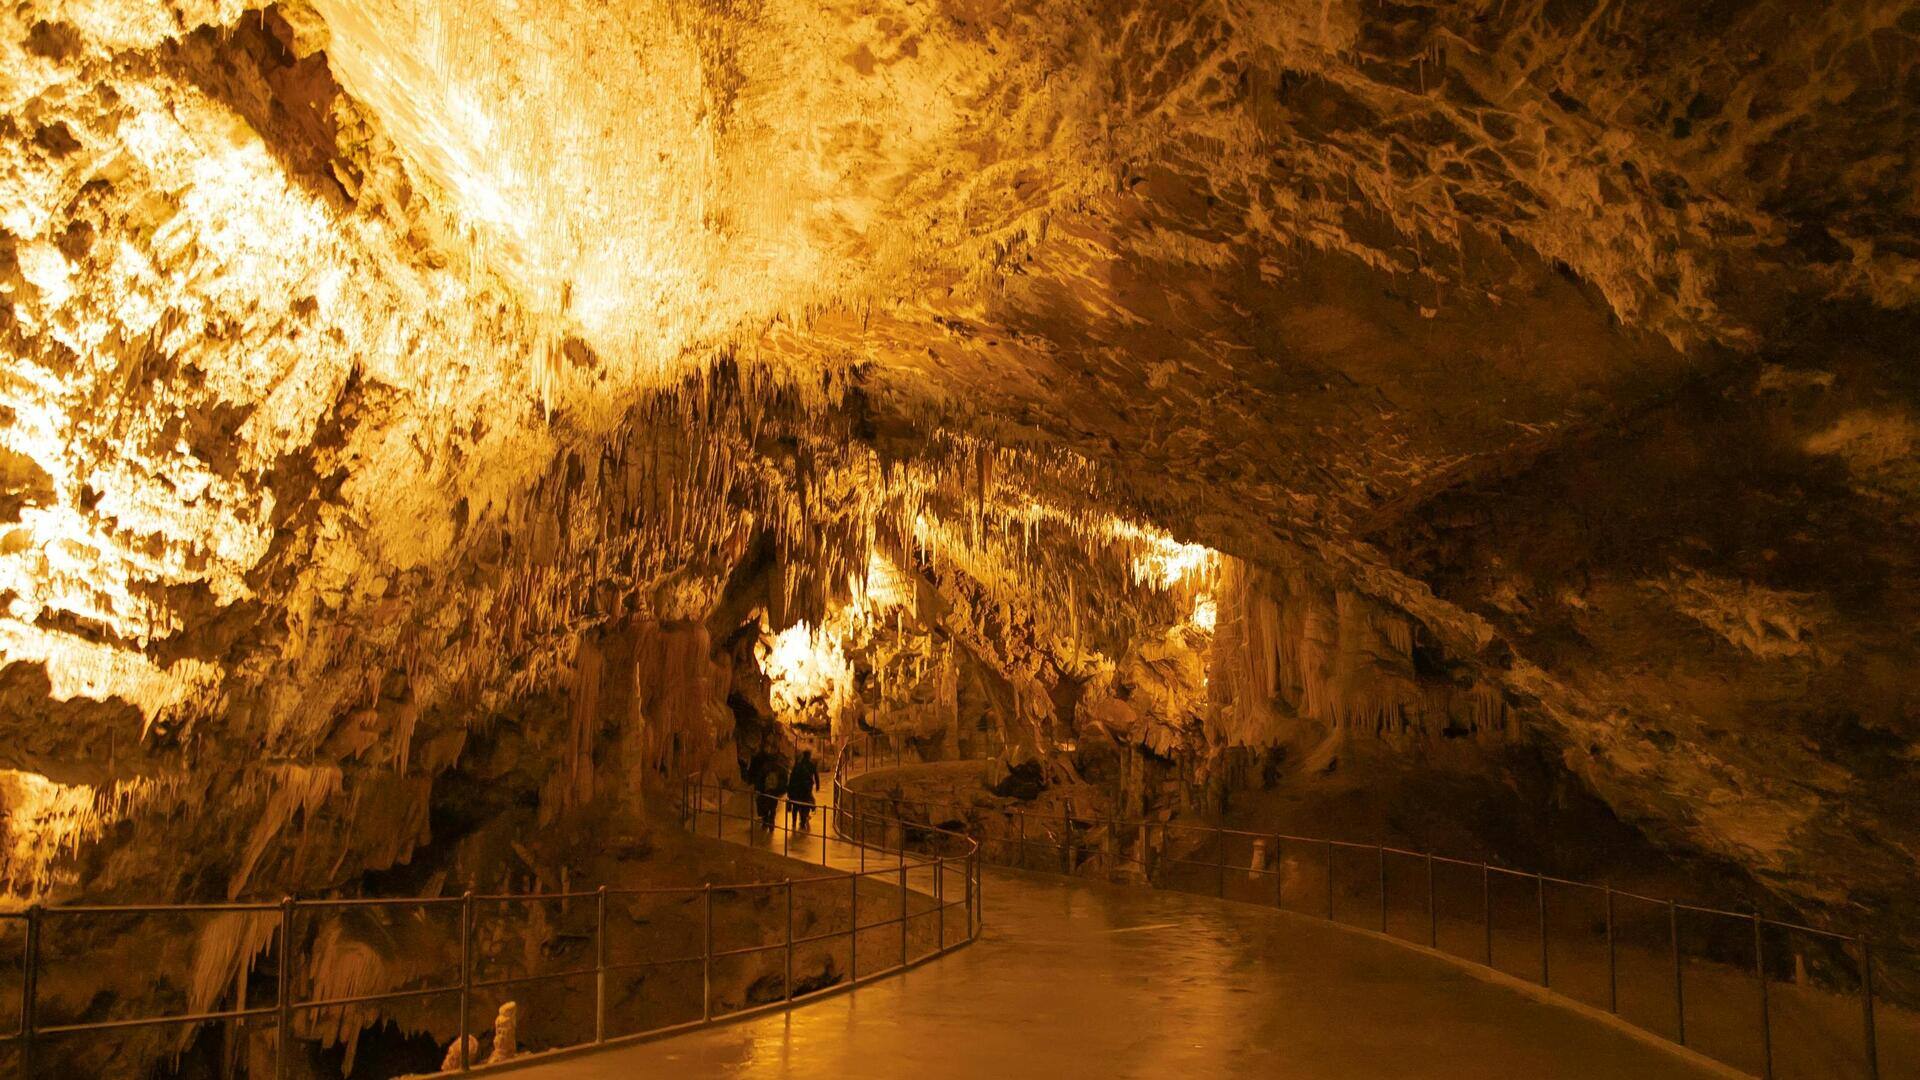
<box><xmin>459</xmin><ymin>892</ymin><xmax>474</xmax><ymax>1070</ymax></box>
<box><xmin>1862</xmin><ymin>937</ymin><xmax>1880</xmax><ymax>1080</ymax></box>
<box><xmin>899</xmin><ymin>864</ymin><xmax>909</xmax><ymax>967</ymax></box>
<box><xmin>974</xmin><ymin>852</ymin><xmax>982</xmax><ymax>938</ymax></box>
<box><xmin>1215</xmin><ymin>826</ymin><xmax>1226</xmax><ymax>899</ymax></box>
<box><xmin>1379</xmin><ymin>846</ymin><xmax>1388</xmax><ymax>934</ymax></box>
<box><xmin>1605</xmin><ymin>886</ymin><xmax>1618</xmax><ymax>1014</ymax></box>
<box><xmin>1537</xmin><ymin>875</ymin><xmax>1549</xmax><ymax>987</ymax></box>
<box><xmin>1325</xmin><ymin>840</ymin><xmax>1335</xmax><ymax>920</ymax></box>
<box><xmin>978</xmin><ymin>851</ymin><xmax>986</xmax><ymax>936</ymax></box>
<box><xmin>702</xmin><ymin>884</ymin><xmax>714</xmax><ymax>1020</ymax></box>
<box><xmin>1753</xmin><ymin>912</ymin><xmax>1772</xmax><ymax>1079</ymax></box>
<box><xmin>1481</xmin><ymin>861</ymin><xmax>1492</xmax><ymax>966</ymax></box>
<box><xmin>1068</xmin><ymin>806</ymin><xmax>1077</xmax><ymax>877</ymax></box>
<box><xmin>1276</xmin><ymin>836</ymin><xmax>1287</xmax><ymax>910</ymax></box>
<box><xmin>22</xmin><ymin>904</ymin><xmax>41</xmax><ymax>1079</ymax></box>
<box><xmin>277</xmin><ymin>896</ymin><xmax>294</xmax><ymax>1079</ymax></box>
<box><xmin>594</xmin><ymin>885</ymin><xmax>608</xmax><ymax>1044</ymax></box>
<box><xmin>784</xmin><ymin>879</ymin><xmax>795</xmax><ymax>1002</ymax></box>
<box><xmin>1669</xmin><ymin>898</ymin><xmax>1686</xmax><ymax>1044</ymax></box>
<box><xmin>1426</xmin><ymin>852</ymin><xmax>1437</xmax><ymax>948</ymax></box>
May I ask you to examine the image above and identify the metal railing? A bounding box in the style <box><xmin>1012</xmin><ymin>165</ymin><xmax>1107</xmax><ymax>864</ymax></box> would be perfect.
<box><xmin>848</xmin><ymin>744</ymin><xmax>1918</xmax><ymax>1080</ymax></box>
<box><xmin>0</xmin><ymin>743</ymin><xmax>979</xmax><ymax>1078</ymax></box>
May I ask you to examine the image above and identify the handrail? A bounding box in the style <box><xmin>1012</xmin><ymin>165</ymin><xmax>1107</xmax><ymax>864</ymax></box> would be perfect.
<box><xmin>847</xmin><ymin>749</ymin><xmax>1914</xmax><ymax>1080</ymax></box>
<box><xmin>0</xmin><ymin>737</ymin><xmax>980</xmax><ymax>1079</ymax></box>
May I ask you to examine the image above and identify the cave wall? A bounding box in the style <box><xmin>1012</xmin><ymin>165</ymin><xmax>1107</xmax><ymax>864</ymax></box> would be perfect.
<box><xmin>0</xmin><ymin>0</ymin><xmax>1915</xmax><ymax>970</ymax></box>
<box><xmin>1372</xmin><ymin>307</ymin><xmax>1920</xmax><ymax>928</ymax></box>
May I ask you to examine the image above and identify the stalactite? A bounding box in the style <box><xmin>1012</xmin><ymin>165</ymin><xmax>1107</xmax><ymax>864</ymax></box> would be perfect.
<box><xmin>229</xmin><ymin>765</ymin><xmax>344</xmax><ymax>900</ymax></box>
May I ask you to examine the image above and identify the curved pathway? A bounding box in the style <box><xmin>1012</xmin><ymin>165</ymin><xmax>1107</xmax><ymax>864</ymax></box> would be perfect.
<box><xmin>508</xmin><ymin>785</ymin><xmax>1727</xmax><ymax>1079</ymax></box>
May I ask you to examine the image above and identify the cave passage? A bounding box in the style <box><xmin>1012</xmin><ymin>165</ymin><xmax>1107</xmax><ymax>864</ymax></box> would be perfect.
<box><xmin>3</xmin><ymin>0</ymin><xmax>1917</xmax><ymax>1077</ymax></box>
<box><xmin>525</xmin><ymin>775</ymin><xmax>1719</xmax><ymax>1080</ymax></box>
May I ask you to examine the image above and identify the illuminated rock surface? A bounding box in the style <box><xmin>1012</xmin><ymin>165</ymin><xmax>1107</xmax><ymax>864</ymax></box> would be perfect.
<box><xmin>0</xmin><ymin>0</ymin><xmax>1916</xmax><ymax>1072</ymax></box>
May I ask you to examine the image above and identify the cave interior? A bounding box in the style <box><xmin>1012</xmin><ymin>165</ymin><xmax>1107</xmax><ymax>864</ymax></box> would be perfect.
<box><xmin>0</xmin><ymin>0</ymin><xmax>1917</xmax><ymax>1076</ymax></box>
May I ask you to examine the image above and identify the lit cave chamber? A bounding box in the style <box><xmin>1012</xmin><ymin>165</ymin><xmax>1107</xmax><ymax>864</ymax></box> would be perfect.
<box><xmin>0</xmin><ymin>2</ymin><xmax>1916</xmax><ymax>1078</ymax></box>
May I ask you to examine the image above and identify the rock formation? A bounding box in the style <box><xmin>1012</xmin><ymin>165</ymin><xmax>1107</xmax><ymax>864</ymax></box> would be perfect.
<box><xmin>1</xmin><ymin>0</ymin><xmax>1916</xmax><ymax>1071</ymax></box>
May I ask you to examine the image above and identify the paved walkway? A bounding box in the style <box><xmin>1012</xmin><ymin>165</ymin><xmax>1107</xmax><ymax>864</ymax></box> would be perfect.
<box><xmin>508</xmin><ymin>784</ymin><xmax>1722</xmax><ymax>1079</ymax></box>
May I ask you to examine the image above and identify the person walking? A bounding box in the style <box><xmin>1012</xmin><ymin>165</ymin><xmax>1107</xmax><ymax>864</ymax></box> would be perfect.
<box><xmin>754</xmin><ymin>754</ymin><xmax>788</xmax><ymax>834</ymax></box>
<box><xmin>786</xmin><ymin>749</ymin><xmax>820</xmax><ymax>831</ymax></box>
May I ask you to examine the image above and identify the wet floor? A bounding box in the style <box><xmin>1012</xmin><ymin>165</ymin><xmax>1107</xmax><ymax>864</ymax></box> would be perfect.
<box><xmin>510</xmin><ymin>799</ymin><xmax>1722</xmax><ymax>1080</ymax></box>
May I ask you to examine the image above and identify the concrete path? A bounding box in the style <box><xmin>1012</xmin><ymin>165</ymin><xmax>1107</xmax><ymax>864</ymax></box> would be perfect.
<box><xmin>509</xmin><ymin>784</ymin><xmax>1722</xmax><ymax>1080</ymax></box>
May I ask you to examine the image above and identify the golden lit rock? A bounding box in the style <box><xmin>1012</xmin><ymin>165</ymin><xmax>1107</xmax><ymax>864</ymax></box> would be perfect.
<box><xmin>0</xmin><ymin>0</ymin><xmax>1917</xmax><ymax>1073</ymax></box>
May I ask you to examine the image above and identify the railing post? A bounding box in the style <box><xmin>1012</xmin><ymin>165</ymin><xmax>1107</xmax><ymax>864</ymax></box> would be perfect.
<box><xmin>967</xmin><ymin>849</ymin><xmax>983</xmax><ymax>933</ymax></box>
<box><xmin>1426</xmin><ymin>853</ymin><xmax>1437</xmax><ymax>949</ymax></box>
<box><xmin>899</xmin><ymin>864</ymin><xmax>909</xmax><ymax>967</ymax></box>
<box><xmin>1066</xmin><ymin>806</ymin><xmax>1076</xmax><ymax>876</ymax></box>
<box><xmin>594</xmin><ymin>885</ymin><xmax>608</xmax><ymax>1044</ymax></box>
<box><xmin>1753</xmin><ymin>913</ymin><xmax>1772</xmax><ymax>1079</ymax></box>
<box><xmin>975</xmin><ymin>852</ymin><xmax>984</xmax><ymax>937</ymax></box>
<box><xmin>1215</xmin><ymin>827</ymin><xmax>1226</xmax><ymax>899</ymax></box>
<box><xmin>849</xmin><ymin>871</ymin><xmax>859</xmax><ymax>981</ymax></box>
<box><xmin>277</xmin><ymin>897</ymin><xmax>294</xmax><ymax>1079</ymax></box>
<box><xmin>22</xmin><ymin>904</ymin><xmax>40</xmax><ymax>1080</ymax></box>
<box><xmin>1379</xmin><ymin>847</ymin><xmax>1388</xmax><ymax>934</ymax></box>
<box><xmin>459</xmin><ymin>892</ymin><xmax>474</xmax><ymax>1070</ymax></box>
<box><xmin>701</xmin><ymin>884</ymin><xmax>713</xmax><ymax>1020</ymax></box>
<box><xmin>1861</xmin><ymin>937</ymin><xmax>1880</xmax><ymax>1080</ymax></box>
<box><xmin>1275</xmin><ymin>836</ymin><xmax>1286</xmax><ymax>910</ymax></box>
<box><xmin>1481</xmin><ymin>862</ymin><xmax>1492</xmax><ymax>967</ymax></box>
<box><xmin>962</xmin><ymin>858</ymin><xmax>971</xmax><ymax>939</ymax></box>
<box><xmin>784</xmin><ymin>879</ymin><xmax>795</xmax><ymax>1003</ymax></box>
<box><xmin>1605</xmin><ymin>886</ymin><xmax>1618</xmax><ymax>1014</ymax></box>
<box><xmin>1669</xmin><ymin>899</ymin><xmax>1686</xmax><ymax>1044</ymax></box>
<box><xmin>936</xmin><ymin>858</ymin><xmax>945</xmax><ymax>949</ymax></box>
<box><xmin>1537</xmin><ymin>875</ymin><xmax>1549</xmax><ymax>987</ymax></box>
<box><xmin>1325</xmin><ymin>840</ymin><xmax>1335</xmax><ymax>920</ymax></box>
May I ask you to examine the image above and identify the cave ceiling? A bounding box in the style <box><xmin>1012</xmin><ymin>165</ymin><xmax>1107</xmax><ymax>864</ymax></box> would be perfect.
<box><xmin>1</xmin><ymin>0</ymin><xmax>1917</xmax><ymax>928</ymax></box>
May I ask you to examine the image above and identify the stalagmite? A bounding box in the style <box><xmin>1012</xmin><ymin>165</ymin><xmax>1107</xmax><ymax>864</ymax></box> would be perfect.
<box><xmin>487</xmin><ymin>1001</ymin><xmax>519</xmax><ymax>1064</ymax></box>
<box><xmin>441</xmin><ymin>1036</ymin><xmax>480</xmax><ymax>1072</ymax></box>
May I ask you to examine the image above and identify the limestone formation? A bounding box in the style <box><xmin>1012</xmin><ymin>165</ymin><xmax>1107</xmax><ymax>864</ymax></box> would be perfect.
<box><xmin>487</xmin><ymin>1001</ymin><xmax>518</xmax><ymax>1065</ymax></box>
<box><xmin>0</xmin><ymin>0</ymin><xmax>1916</xmax><ymax>1074</ymax></box>
<box><xmin>439</xmin><ymin>1034</ymin><xmax>479</xmax><ymax>1073</ymax></box>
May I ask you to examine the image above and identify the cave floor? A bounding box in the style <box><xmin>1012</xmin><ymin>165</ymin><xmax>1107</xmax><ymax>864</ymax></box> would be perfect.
<box><xmin>505</xmin><ymin>798</ymin><xmax>1723</xmax><ymax>1080</ymax></box>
